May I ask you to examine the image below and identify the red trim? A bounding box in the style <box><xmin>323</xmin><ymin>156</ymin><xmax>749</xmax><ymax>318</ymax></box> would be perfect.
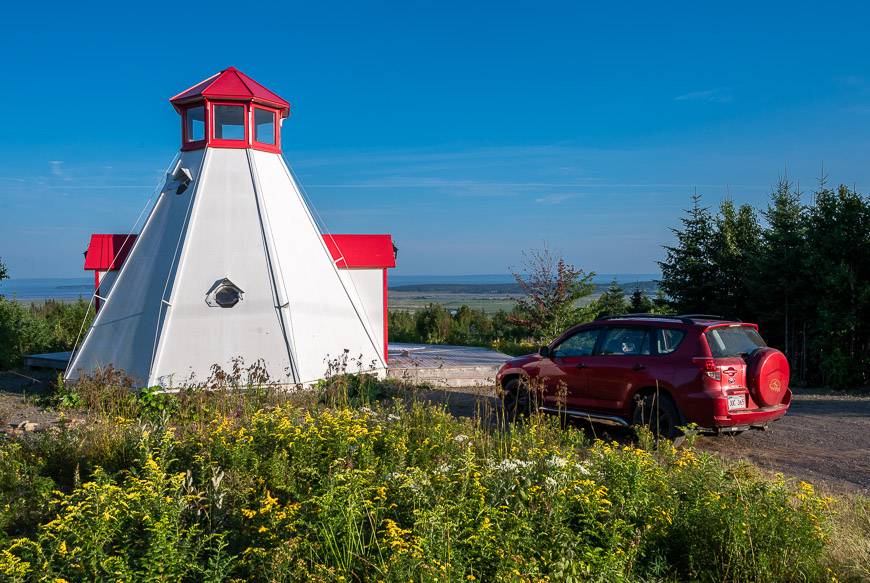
<box><xmin>383</xmin><ymin>268</ymin><xmax>389</xmax><ymax>363</ymax></box>
<box><xmin>94</xmin><ymin>271</ymin><xmax>101</xmax><ymax>313</ymax></box>
<box><xmin>181</xmin><ymin>103</ymin><xmax>207</xmax><ymax>151</ymax></box>
<box><xmin>251</xmin><ymin>105</ymin><xmax>281</xmax><ymax>154</ymax></box>
<box><xmin>208</xmin><ymin>101</ymin><xmax>249</xmax><ymax>149</ymax></box>
<box><xmin>171</xmin><ymin>68</ymin><xmax>290</xmax><ymax>153</ymax></box>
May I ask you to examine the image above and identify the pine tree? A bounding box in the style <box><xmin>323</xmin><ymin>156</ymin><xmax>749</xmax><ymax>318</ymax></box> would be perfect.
<box><xmin>629</xmin><ymin>286</ymin><xmax>654</xmax><ymax>313</ymax></box>
<box><xmin>596</xmin><ymin>279</ymin><xmax>629</xmax><ymax>317</ymax></box>
<box><xmin>803</xmin><ymin>184</ymin><xmax>870</xmax><ymax>387</ymax></box>
<box><xmin>658</xmin><ymin>193</ymin><xmax>717</xmax><ymax>313</ymax></box>
<box><xmin>710</xmin><ymin>200</ymin><xmax>761</xmax><ymax>319</ymax></box>
<box><xmin>753</xmin><ymin>179</ymin><xmax>807</xmax><ymax>369</ymax></box>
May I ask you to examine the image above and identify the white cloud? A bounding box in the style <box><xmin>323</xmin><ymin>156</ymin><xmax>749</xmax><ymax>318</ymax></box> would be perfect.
<box><xmin>674</xmin><ymin>89</ymin><xmax>732</xmax><ymax>103</ymax></box>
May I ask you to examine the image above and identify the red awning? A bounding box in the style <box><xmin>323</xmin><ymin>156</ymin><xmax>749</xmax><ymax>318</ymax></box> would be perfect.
<box><xmin>83</xmin><ymin>234</ymin><xmax>137</xmax><ymax>271</ymax></box>
<box><xmin>322</xmin><ymin>234</ymin><xmax>396</xmax><ymax>269</ymax></box>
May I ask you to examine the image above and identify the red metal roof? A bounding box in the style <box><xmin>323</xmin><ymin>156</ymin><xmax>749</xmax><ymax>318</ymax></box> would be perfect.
<box><xmin>84</xmin><ymin>233</ymin><xmax>394</xmax><ymax>272</ymax></box>
<box><xmin>170</xmin><ymin>67</ymin><xmax>290</xmax><ymax>117</ymax></box>
<box><xmin>323</xmin><ymin>234</ymin><xmax>396</xmax><ymax>269</ymax></box>
<box><xmin>84</xmin><ymin>234</ymin><xmax>138</xmax><ymax>271</ymax></box>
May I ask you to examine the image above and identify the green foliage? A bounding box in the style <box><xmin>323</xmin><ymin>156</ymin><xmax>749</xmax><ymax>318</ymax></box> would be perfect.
<box><xmin>659</xmin><ymin>181</ymin><xmax>870</xmax><ymax>388</ymax></box>
<box><xmin>595</xmin><ymin>279</ymin><xmax>629</xmax><ymax>317</ymax></box>
<box><xmin>0</xmin><ymin>299</ymin><xmax>93</xmax><ymax>370</ymax></box>
<box><xmin>658</xmin><ymin>193</ymin><xmax>718</xmax><ymax>314</ymax></box>
<box><xmin>389</xmin><ymin>303</ymin><xmax>528</xmax><ymax>351</ymax></box>
<box><xmin>0</xmin><ymin>258</ymin><xmax>7</xmax><ymax>283</ymax></box>
<box><xmin>0</xmin><ymin>380</ymin><xmax>851</xmax><ymax>582</ymax></box>
<box><xmin>509</xmin><ymin>248</ymin><xmax>597</xmax><ymax>342</ymax></box>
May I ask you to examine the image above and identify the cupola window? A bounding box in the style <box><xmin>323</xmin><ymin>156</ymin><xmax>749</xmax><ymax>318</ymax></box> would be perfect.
<box><xmin>213</xmin><ymin>104</ymin><xmax>246</xmax><ymax>140</ymax></box>
<box><xmin>184</xmin><ymin>106</ymin><xmax>205</xmax><ymax>143</ymax></box>
<box><xmin>254</xmin><ymin>107</ymin><xmax>277</xmax><ymax>145</ymax></box>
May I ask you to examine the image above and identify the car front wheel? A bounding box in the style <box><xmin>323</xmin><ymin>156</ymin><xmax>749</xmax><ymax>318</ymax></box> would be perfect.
<box><xmin>502</xmin><ymin>377</ymin><xmax>533</xmax><ymax>420</ymax></box>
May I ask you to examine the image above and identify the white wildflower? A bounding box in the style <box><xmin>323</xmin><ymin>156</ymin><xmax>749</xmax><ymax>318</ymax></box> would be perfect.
<box><xmin>387</xmin><ymin>414</ymin><xmax>401</xmax><ymax>422</ymax></box>
<box><xmin>453</xmin><ymin>434</ymin><xmax>470</xmax><ymax>444</ymax></box>
<box><xmin>547</xmin><ymin>456</ymin><xmax>569</xmax><ymax>469</ymax></box>
<box><xmin>493</xmin><ymin>458</ymin><xmax>533</xmax><ymax>473</ymax></box>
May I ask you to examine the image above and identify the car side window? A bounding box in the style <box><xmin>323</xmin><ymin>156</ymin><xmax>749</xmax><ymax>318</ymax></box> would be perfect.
<box><xmin>599</xmin><ymin>327</ymin><xmax>650</xmax><ymax>356</ymax></box>
<box><xmin>655</xmin><ymin>328</ymin><xmax>686</xmax><ymax>355</ymax></box>
<box><xmin>552</xmin><ymin>329</ymin><xmax>599</xmax><ymax>358</ymax></box>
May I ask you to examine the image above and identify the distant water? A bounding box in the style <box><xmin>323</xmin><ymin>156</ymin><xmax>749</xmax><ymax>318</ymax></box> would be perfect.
<box><xmin>0</xmin><ymin>273</ymin><xmax>660</xmax><ymax>302</ymax></box>
<box><xmin>0</xmin><ymin>277</ymin><xmax>93</xmax><ymax>301</ymax></box>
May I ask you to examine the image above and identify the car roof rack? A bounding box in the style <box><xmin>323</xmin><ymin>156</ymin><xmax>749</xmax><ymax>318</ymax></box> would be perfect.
<box><xmin>678</xmin><ymin>314</ymin><xmax>742</xmax><ymax>322</ymax></box>
<box><xmin>596</xmin><ymin>313</ymin><xmax>694</xmax><ymax>324</ymax></box>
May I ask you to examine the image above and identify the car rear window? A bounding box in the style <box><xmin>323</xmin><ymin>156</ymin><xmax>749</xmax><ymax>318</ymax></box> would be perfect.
<box><xmin>654</xmin><ymin>328</ymin><xmax>685</xmax><ymax>354</ymax></box>
<box><xmin>705</xmin><ymin>326</ymin><xmax>766</xmax><ymax>358</ymax></box>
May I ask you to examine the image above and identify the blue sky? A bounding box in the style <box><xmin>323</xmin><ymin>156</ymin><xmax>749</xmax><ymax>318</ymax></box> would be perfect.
<box><xmin>2</xmin><ymin>1</ymin><xmax>869</xmax><ymax>278</ymax></box>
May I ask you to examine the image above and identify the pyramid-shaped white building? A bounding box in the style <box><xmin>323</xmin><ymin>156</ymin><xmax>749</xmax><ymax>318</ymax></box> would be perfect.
<box><xmin>66</xmin><ymin>67</ymin><xmax>386</xmax><ymax>387</ymax></box>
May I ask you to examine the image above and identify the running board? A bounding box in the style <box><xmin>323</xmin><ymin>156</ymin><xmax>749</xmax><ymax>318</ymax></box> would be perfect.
<box><xmin>538</xmin><ymin>406</ymin><xmax>630</xmax><ymax>427</ymax></box>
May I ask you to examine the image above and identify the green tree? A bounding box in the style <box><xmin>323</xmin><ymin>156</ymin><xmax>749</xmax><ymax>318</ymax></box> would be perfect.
<box><xmin>0</xmin><ymin>258</ymin><xmax>7</xmax><ymax>283</ymax></box>
<box><xmin>415</xmin><ymin>303</ymin><xmax>453</xmax><ymax>344</ymax></box>
<box><xmin>753</xmin><ymin>179</ymin><xmax>808</xmax><ymax>369</ymax></box>
<box><xmin>628</xmin><ymin>286</ymin><xmax>654</xmax><ymax>313</ymax></box>
<box><xmin>595</xmin><ymin>279</ymin><xmax>629</xmax><ymax>316</ymax></box>
<box><xmin>710</xmin><ymin>200</ymin><xmax>761</xmax><ymax>319</ymax></box>
<box><xmin>803</xmin><ymin>184</ymin><xmax>870</xmax><ymax>387</ymax></box>
<box><xmin>658</xmin><ymin>193</ymin><xmax>717</xmax><ymax>313</ymax></box>
<box><xmin>509</xmin><ymin>248</ymin><xmax>596</xmax><ymax>342</ymax></box>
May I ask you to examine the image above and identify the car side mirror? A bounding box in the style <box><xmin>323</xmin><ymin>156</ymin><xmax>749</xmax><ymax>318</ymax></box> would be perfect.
<box><xmin>538</xmin><ymin>346</ymin><xmax>550</xmax><ymax>358</ymax></box>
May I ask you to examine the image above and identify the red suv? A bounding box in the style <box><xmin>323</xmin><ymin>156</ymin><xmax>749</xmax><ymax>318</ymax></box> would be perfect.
<box><xmin>496</xmin><ymin>314</ymin><xmax>791</xmax><ymax>437</ymax></box>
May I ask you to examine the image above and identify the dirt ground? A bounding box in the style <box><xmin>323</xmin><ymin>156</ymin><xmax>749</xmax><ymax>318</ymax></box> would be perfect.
<box><xmin>1</xmin><ymin>370</ymin><xmax>868</xmax><ymax>494</ymax></box>
<box><xmin>418</xmin><ymin>386</ymin><xmax>870</xmax><ymax>495</ymax></box>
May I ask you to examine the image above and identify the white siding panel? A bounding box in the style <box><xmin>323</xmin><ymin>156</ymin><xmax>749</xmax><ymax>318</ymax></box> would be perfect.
<box><xmin>151</xmin><ymin>149</ymin><xmax>293</xmax><ymax>386</ymax></box>
<box><xmin>251</xmin><ymin>150</ymin><xmax>385</xmax><ymax>382</ymax></box>
<box><xmin>67</xmin><ymin>150</ymin><xmax>205</xmax><ymax>385</ymax></box>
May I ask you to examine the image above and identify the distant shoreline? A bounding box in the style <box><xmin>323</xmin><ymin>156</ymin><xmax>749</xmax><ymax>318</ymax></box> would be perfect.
<box><xmin>0</xmin><ymin>274</ymin><xmax>660</xmax><ymax>303</ymax></box>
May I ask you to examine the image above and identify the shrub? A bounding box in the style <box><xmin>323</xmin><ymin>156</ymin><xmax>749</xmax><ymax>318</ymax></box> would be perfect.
<box><xmin>0</xmin><ymin>382</ymin><xmax>849</xmax><ymax>581</ymax></box>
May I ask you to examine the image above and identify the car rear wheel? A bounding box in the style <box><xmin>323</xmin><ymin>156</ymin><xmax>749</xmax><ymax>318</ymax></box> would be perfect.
<box><xmin>502</xmin><ymin>377</ymin><xmax>533</xmax><ymax>420</ymax></box>
<box><xmin>632</xmin><ymin>392</ymin><xmax>682</xmax><ymax>440</ymax></box>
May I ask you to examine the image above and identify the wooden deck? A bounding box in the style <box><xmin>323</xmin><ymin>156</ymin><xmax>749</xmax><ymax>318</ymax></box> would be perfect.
<box><xmin>24</xmin><ymin>344</ymin><xmax>511</xmax><ymax>388</ymax></box>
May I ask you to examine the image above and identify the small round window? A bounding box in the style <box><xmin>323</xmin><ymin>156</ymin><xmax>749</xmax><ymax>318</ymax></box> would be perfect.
<box><xmin>214</xmin><ymin>285</ymin><xmax>241</xmax><ymax>308</ymax></box>
<box><xmin>206</xmin><ymin>278</ymin><xmax>244</xmax><ymax>308</ymax></box>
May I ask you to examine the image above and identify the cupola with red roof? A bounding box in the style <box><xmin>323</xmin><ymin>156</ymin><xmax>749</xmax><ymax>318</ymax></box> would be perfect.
<box><xmin>169</xmin><ymin>67</ymin><xmax>290</xmax><ymax>153</ymax></box>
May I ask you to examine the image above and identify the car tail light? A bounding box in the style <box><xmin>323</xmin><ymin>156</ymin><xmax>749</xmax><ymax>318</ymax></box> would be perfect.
<box><xmin>693</xmin><ymin>357</ymin><xmax>721</xmax><ymax>381</ymax></box>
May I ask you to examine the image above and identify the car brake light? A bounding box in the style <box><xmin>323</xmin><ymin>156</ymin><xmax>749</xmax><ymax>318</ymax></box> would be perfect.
<box><xmin>693</xmin><ymin>357</ymin><xmax>721</xmax><ymax>381</ymax></box>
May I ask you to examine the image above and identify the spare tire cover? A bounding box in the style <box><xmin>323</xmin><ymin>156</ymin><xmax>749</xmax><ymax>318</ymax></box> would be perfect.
<box><xmin>747</xmin><ymin>348</ymin><xmax>790</xmax><ymax>407</ymax></box>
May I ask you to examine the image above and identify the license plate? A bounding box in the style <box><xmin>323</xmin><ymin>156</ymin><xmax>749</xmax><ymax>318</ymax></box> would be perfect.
<box><xmin>727</xmin><ymin>395</ymin><xmax>746</xmax><ymax>411</ymax></box>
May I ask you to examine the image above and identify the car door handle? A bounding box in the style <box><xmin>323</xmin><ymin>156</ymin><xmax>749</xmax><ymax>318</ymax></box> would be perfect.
<box><xmin>576</xmin><ymin>363</ymin><xmax>587</xmax><ymax>369</ymax></box>
<box><xmin>632</xmin><ymin>364</ymin><xmax>646</xmax><ymax>371</ymax></box>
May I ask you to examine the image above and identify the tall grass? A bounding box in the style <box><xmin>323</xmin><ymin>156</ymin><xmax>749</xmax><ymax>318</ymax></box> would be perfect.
<box><xmin>0</xmin><ymin>370</ymin><xmax>865</xmax><ymax>581</ymax></box>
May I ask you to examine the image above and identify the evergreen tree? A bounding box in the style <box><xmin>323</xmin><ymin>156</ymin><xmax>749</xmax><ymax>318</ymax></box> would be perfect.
<box><xmin>596</xmin><ymin>279</ymin><xmax>629</xmax><ymax>316</ymax></box>
<box><xmin>0</xmin><ymin>258</ymin><xmax>7</xmax><ymax>282</ymax></box>
<box><xmin>710</xmin><ymin>200</ymin><xmax>761</xmax><ymax>319</ymax></box>
<box><xmin>658</xmin><ymin>193</ymin><xmax>717</xmax><ymax>313</ymax></box>
<box><xmin>803</xmin><ymin>184</ymin><xmax>870</xmax><ymax>387</ymax></box>
<box><xmin>629</xmin><ymin>286</ymin><xmax>654</xmax><ymax>313</ymax></box>
<box><xmin>753</xmin><ymin>179</ymin><xmax>807</xmax><ymax>368</ymax></box>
